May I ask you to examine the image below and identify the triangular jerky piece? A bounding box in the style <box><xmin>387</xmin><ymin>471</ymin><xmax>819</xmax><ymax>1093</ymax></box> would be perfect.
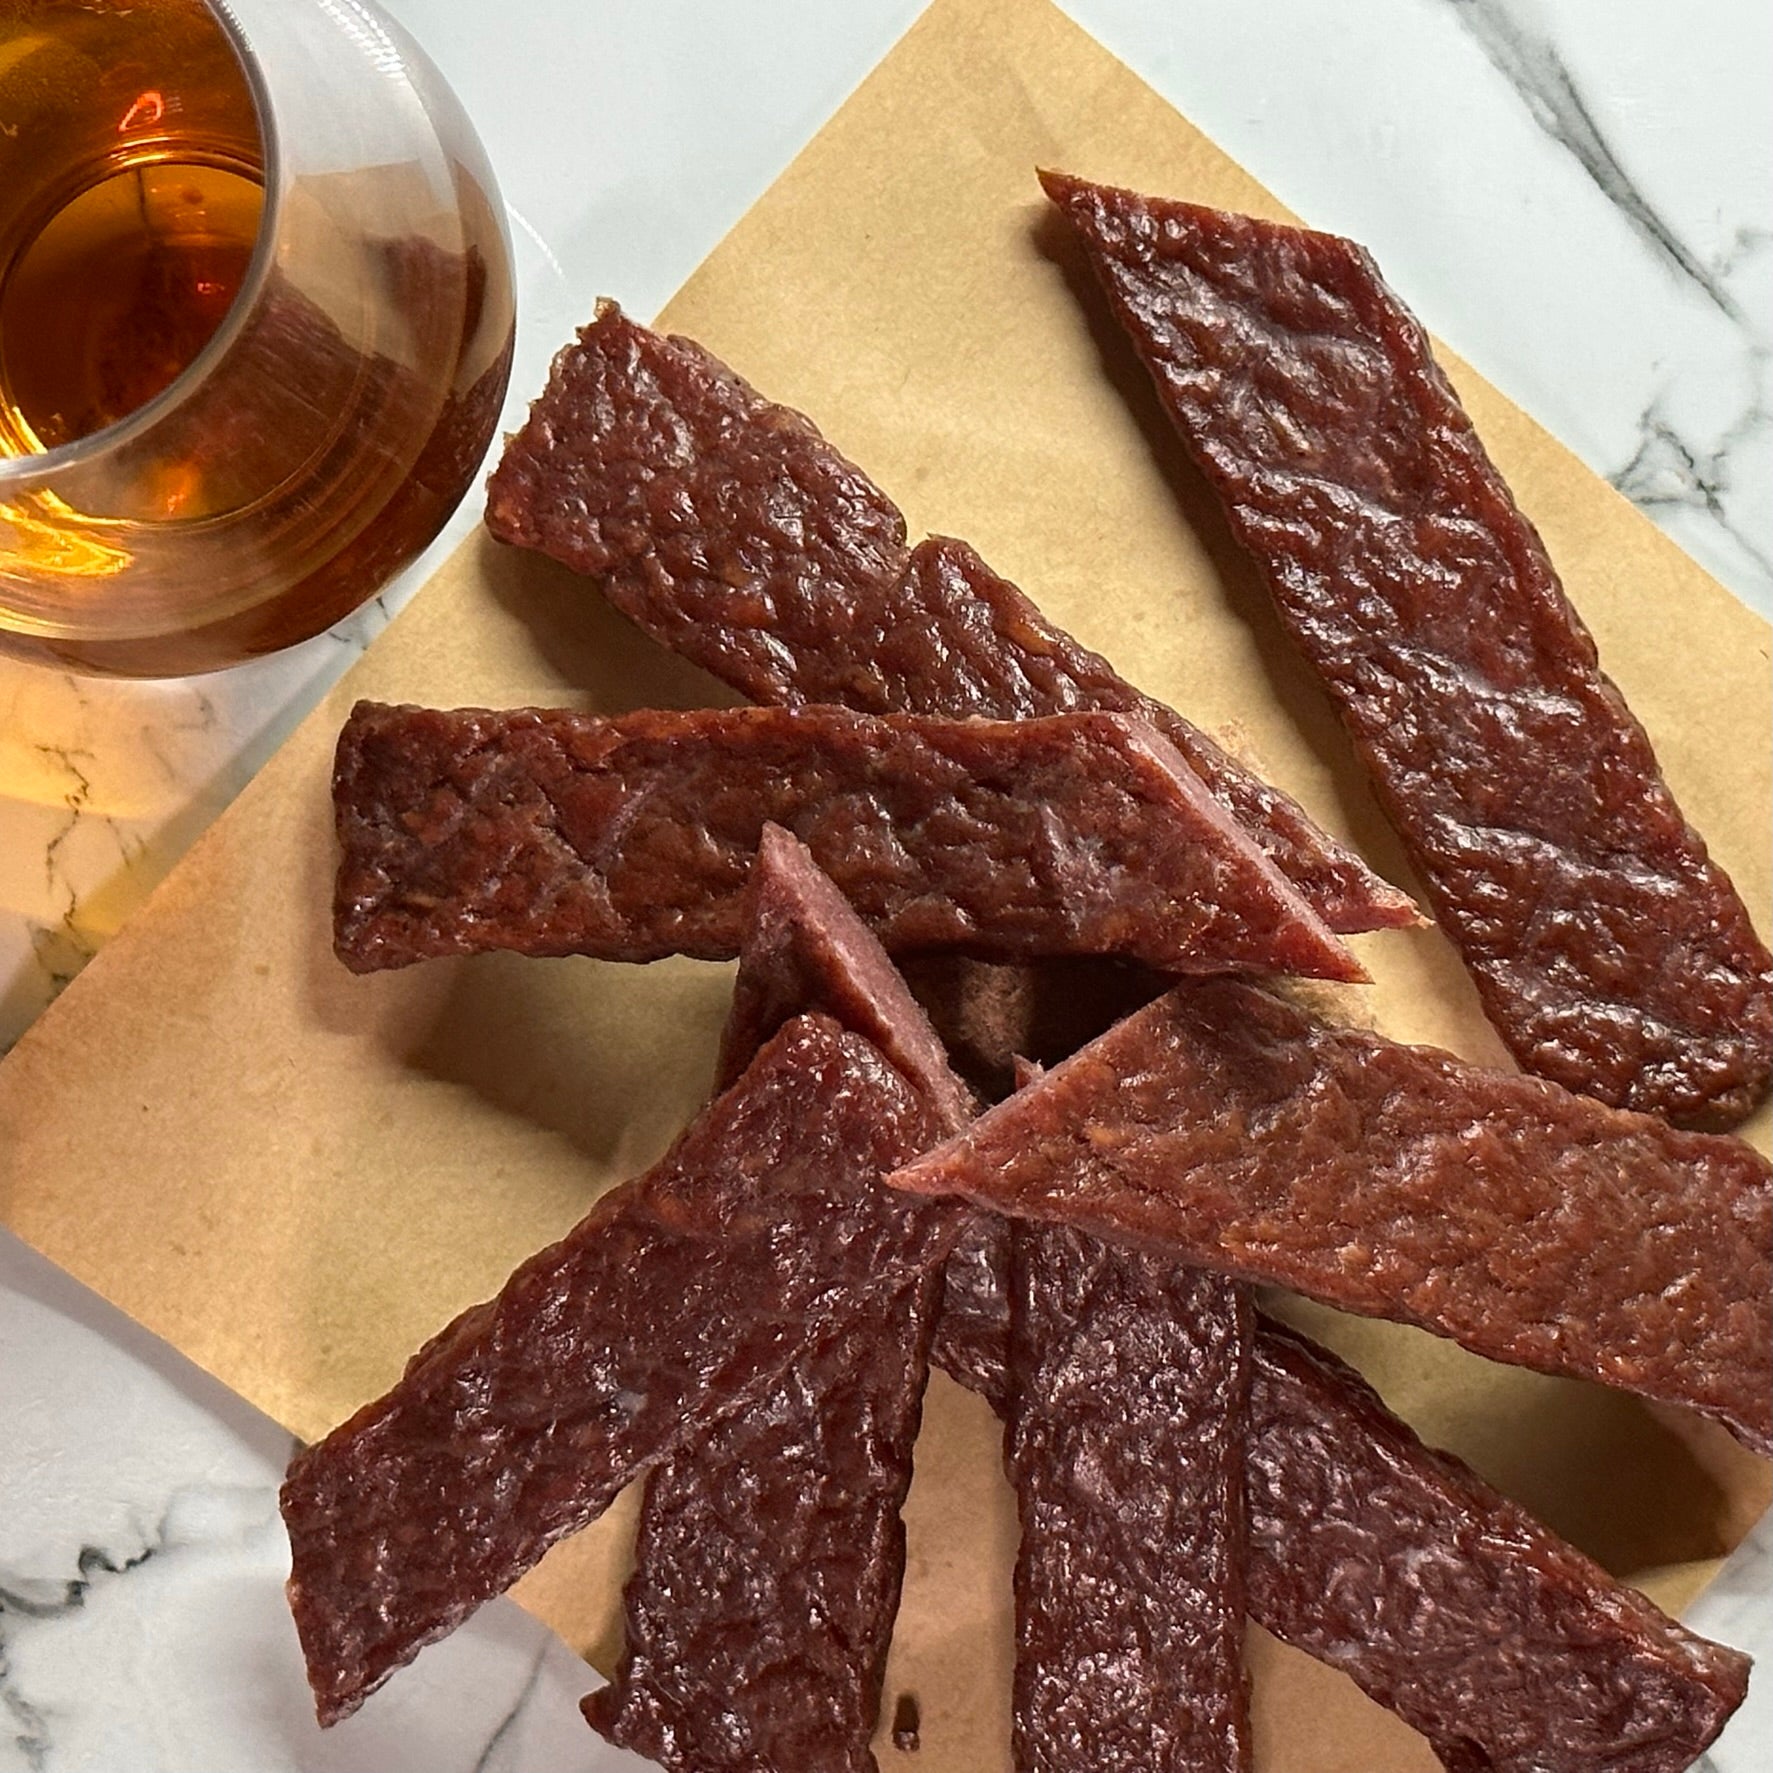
<box><xmin>1043</xmin><ymin>168</ymin><xmax>1771</xmax><ymax>1129</ymax></box>
<box><xmin>716</xmin><ymin>822</ymin><xmax>977</xmax><ymax>1128</ymax></box>
<box><xmin>333</xmin><ymin>703</ymin><xmax>1363</xmax><ymax>982</ymax></box>
<box><xmin>282</xmin><ymin>1014</ymin><xmax>960</xmax><ymax>1726</ymax></box>
<box><xmin>892</xmin><ymin>978</ymin><xmax>1772</xmax><ymax>1453</ymax></box>
<box><xmin>484</xmin><ymin>301</ymin><xmax>1411</xmax><ymax>936</ymax></box>
<box><xmin>588</xmin><ymin>830</ymin><xmax>974</xmax><ymax>1771</ymax></box>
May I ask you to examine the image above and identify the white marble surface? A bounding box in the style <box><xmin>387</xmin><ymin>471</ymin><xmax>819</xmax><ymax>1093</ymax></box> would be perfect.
<box><xmin>1</xmin><ymin>0</ymin><xmax>1767</xmax><ymax>1765</ymax></box>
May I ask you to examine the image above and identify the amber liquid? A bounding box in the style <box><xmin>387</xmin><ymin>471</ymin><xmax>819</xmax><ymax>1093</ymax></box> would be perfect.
<box><xmin>0</xmin><ymin>156</ymin><xmax>262</xmax><ymax>457</ymax></box>
<box><xmin>0</xmin><ymin>0</ymin><xmax>515</xmax><ymax>675</ymax></box>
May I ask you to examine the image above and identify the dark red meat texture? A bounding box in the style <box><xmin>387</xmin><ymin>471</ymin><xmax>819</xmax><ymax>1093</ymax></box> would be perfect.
<box><xmin>332</xmin><ymin>702</ymin><xmax>1362</xmax><ymax>981</ymax></box>
<box><xmin>482</xmin><ymin>299</ymin><xmax>1412</xmax><ymax>936</ymax></box>
<box><xmin>715</xmin><ymin>823</ymin><xmax>978</xmax><ymax>1129</ymax></box>
<box><xmin>892</xmin><ymin>978</ymin><xmax>1773</xmax><ymax>1454</ymax></box>
<box><xmin>1247</xmin><ymin>1324</ymin><xmax>1750</xmax><ymax>1773</ymax></box>
<box><xmin>1043</xmin><ymin>169</ymin><xmax>1773</xmax><ymax>1130</ymax></box>
<box><xmin>281</xmin><ymin>1015</ymin><xmax>957</xmax><ymax>1726</ymax></box>
<box><xmin>937</xmin><ymin>1244</ymin><xmax>1749</xmax><ymax>1771</ymax></box>
<box><xmin>1008</xmin><ymin>1223</ymin><xmax>1251</xmax><ymax>1773</ymax></box>
<box><xmin>582</xmin><ymin>1271</ymin><xmax>940</xmax><ymax>1773</ymax></box>
<box><xmin>588</xmin><ymin>828</ymin><xmax>973</xmax><ymax>1771</ymax></box>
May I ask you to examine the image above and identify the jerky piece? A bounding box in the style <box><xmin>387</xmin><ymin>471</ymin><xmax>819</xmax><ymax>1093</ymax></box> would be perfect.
<box><xmin>333</xmin><ymin>702</ymin><xmax>1363</xmax><ymax>982</ymax></box>
<box><xmin>483</xmin><ymin>300</ymin><xmax>1412</xmax><ymax>936</ymax></box>
<box><xmin>932</xmin><ymin>1211</ymin><xmax>1015</xmax><ymax>1407</ymax></box>
<box><xmin>282</xmin><ymin>1015</ymin><xmax>956</xmax><ymax>1726</ymax></box>
<box><xmin>715</xmin><ymin>823</ymin><xmax>977</xmax><ymax>1128</ymax></box>
<box><xmin>892</xmin><ymin>979</ymin><xmax>1773</xmax><ymax>1453</ymax></box>
<box><xmin>582</xmin><ymin>1276</ymin><xmax>938</xmax><ymax>1773</ymax></box>
<box><xmin>589</xmin><ymin>830</ymin><xmax>972</xmax><ymax>1771</ymax></box>
<box><xmin>1247</xmin><ymin>1323</ymin><xmax>1749</xmax><ymax>1773</ymax></box>
<box><xmin>1009</xmin><ymin>1222</ymin><xmax>1251</xmax><ymax>1773</ymax></box>
<box><xmin>939</xmin><ymin>1258</ymin><xmax>1749</xmax><ymax>1772</ymax></box>
<box><xmin>1044</xmin><ymin>169</ymin><xmax>1773</xmax><ymax>1129</ymax></box>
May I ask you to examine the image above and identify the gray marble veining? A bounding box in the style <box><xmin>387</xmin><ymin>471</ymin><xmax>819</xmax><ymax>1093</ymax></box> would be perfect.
<box><xmin>1447</xmin><ymin>0</ymin><xmax>1740</xmax><ymax>317</ymax></box>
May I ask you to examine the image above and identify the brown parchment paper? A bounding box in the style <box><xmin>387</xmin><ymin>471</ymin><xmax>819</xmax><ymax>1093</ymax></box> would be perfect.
<box><xmin>1</xmin><ymin>0</ymin><xmax>1768</xmax><ymax>1766</ymax></box>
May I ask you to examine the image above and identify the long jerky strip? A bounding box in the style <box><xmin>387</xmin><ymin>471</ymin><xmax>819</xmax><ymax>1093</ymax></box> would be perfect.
<box><xmin>282</xmin><ymin>1015</ymin><xmax>958</xmax><ymax>1726</ymax></box>
<box><xmin>1009</xmin><ymin>1224</ymin><xmax>1251</xmax><ymax>1773</ymax></box>
<box><xmin>333</xmin><ymin>702</ymin><xmax>1362</xmax><ymax>982</ymax></box>
<box><xmin>483</xmin><ymin>300</ymin><xmax>1412</xmax><ymax>936</ymax></box>
<box><xmin>1246</xmin><ymin>1324</ymin><xmax>1749</xmax><ymax>1773</ymax></box>
<box><xmin>588</xmin><ymin>830</ymin><xmax>974</xmax><ymax>1771</ymax></box>
<box><xmin>892</xmin><ymin>978</ymin><xmax>1773</xmax><ymax>1453</ymax></box>
<box><xmin>1044</xmin><ymin>169</ymin><xmax>1773</xmax><ymax>1130</ymax></box>
<box><xmin>939</xmin><ymin>1242</ymin><xmax>1750</xmax><ymax>1771</ymax></box>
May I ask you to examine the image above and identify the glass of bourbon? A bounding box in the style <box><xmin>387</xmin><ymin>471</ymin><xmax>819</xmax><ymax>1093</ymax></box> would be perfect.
<box><xmin>0</xmin><ymin>0</ymin><xmax>515</xmax><ymax>675</ymax></box>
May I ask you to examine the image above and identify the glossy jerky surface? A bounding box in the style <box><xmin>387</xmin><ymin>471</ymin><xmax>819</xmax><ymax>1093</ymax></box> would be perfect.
<box><xmin>588</xmin><ymin>828</ymin><xmax>969</xmax><ymax>1771</ymax></box>
<box><xmin>281</xmin><ymin>1016</ymin><xmax>954</xmax><ymax>1726</ymax></box>
<box><xmin>934</xmin><ymin>1246</ymin><xmax>1747</xmax><ymax>1772</ymax></box>
<box><xmin>1044</xmin><ymin>170</ymin><xmax>1773</xmax><ymax>1129</ymax></box>
<box><xmin>483</xmin><ymin>300</ymin><xmax>1411</xmax><ymax>936</ymax></box>
<box><xmin>332</xmin><ymin>702</ymin><xmax>1361</xmax><ymax>981</ymax></box>
<box><xmin>1247</xmin><ymin>1324</ymin><xmax>1750</xmax><ymax>1773</ymax></box>
<box><xmin>1008</xmin><ymin>1223</ymin><xmax>1251</xmax><ymax>1773</ymax></box>
<box><xmin>892</xmin><ymin>979</ymin><xmax>1773</xmax><ymax>1453</ymax></box>
<box><xmin>584</xmin><ymin>1274</ymin><xmax>940</xmax><ymax>1773</ymax></box>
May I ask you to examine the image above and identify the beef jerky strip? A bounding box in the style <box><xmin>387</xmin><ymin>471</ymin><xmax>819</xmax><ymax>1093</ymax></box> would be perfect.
<box><xmin>937</xmin><ymin>1237</ymin><xmax>1750</xmax><ymax>1771</ymax></box>
<box><xmin>582</xmin><ymin>1282</ymin><xmax>939</xmax><ymax>1773</ymax></box>
<box><xmin>281</xmin><ymin>1015</ymin><xmax>958</xmax><ymax>1726</ymax></box>
<box><xmin>482</xmin><ymin>299</ymin><xmax>1412</xmax><ymax>936</ymax></box>
<box><xmin>892</xmin><ymin>978</ymin><xmax>1773</xmax><ymax>1454</ymax></box>
<box><xmin>333</xmin><ymin>702</ymin><xmax>1363</xmax><ymax>982</ymax></box>
<box><xmin>1009</xmin><ymin>1224</ymin><xmax>1251</xmax><ymax>1773</ymax></box>
<box><xmin>588</xmin><ymin>830</ymin><xmax>974</xmax><ymax>1771</ymax></box>
<box><xmin>1247</xmin><ymin>1323</ymin><xmax>1749</xmax><ymax>1773</ymax></box>
<box><xmin>1043</xmin><ymin>170</ymin><xmax>1773</xmax><ymax>1130</ymax></box>
<box><xmin>715</xmin><ymin>826</ymin><xmax>1010</xmax><ymax>1404</ymax></box>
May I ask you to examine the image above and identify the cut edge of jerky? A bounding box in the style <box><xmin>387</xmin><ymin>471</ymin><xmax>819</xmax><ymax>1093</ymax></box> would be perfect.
<box><xmin>717</xmin><ymin>822</ymin><xmax>978</xmax><ymax>1130</ymax></box>
<box><xmin>890</xmin><ymin>978</ymin><xmax>1773</xmax><ymax>1454</ymax></box>
<box><xmin>1039</xmin><ymin>166</ymin><xmax>1772</xmax><ymax>1130</ymax></box>
<box><xmin>483</xmin><ymin>299</ymin><xmax>1414</xmax><ymax>937</ymax></box>
<box><xmin>282</xmin><ymin>1013</ymin><xmax>954</xmax><ymax>1726</ymax></box>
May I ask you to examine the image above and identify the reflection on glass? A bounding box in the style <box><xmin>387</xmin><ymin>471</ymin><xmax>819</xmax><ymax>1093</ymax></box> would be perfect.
<box><xmin>0</xmin><ymin>0</ymin><xmax>515</xmax><ymax>676</ymax></box>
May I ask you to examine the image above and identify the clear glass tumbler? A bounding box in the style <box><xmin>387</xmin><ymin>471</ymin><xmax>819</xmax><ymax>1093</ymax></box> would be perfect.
<box><xmin>0</xmin><ymin>0</ymin><xmax>515</xmax><ymax>676</ymax></box>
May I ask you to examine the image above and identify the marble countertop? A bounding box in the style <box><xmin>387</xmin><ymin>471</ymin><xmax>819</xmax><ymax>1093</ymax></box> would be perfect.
<box><xmin>2</xmin><ymin>1</ymin><xmax>1767</xmax><ymax>1766</ymax></box>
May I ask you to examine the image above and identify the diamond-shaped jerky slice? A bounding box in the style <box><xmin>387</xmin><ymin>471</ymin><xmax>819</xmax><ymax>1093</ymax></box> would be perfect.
<box><xmin>588</xmin><ymin>830</ymin><xmax>973</xmax><ymax>1770</ymax></box>
<box><xmin>483</xmin><ymin>300</ymin><xmax>1409</xmax><ymax>935</ymax></box>
<box><xmin>332</xmin><ymin>703</ymin><xmax>1361</xmax><ymax>982</ymax></box>
<box><xmin>1044</xmin><ymin>169</ymin><xmax>1771</xmax><ymax>1129</ymax></box>
<box><xmin>891</xmin><ymin>978</ymin><xmax>1772</xmax><ymax>1453</ymax></box>
<box><xmin>281</xmin><ymin>1014</ymin><xmax>957</xmax><ymax>1725</ymax></box>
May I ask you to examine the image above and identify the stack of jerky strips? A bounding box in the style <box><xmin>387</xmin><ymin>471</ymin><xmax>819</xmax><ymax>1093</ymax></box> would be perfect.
<box><xmin>282</xmin><ymin>175</ymin><xmax>1772</xmax><ymax>1773</ymax></box>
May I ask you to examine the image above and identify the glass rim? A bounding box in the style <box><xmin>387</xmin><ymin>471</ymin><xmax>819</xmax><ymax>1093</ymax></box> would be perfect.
<box><xmin>0</xmin><ymin>0</ymin><xmax>285</xmax><ymax>491</ymax></box>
